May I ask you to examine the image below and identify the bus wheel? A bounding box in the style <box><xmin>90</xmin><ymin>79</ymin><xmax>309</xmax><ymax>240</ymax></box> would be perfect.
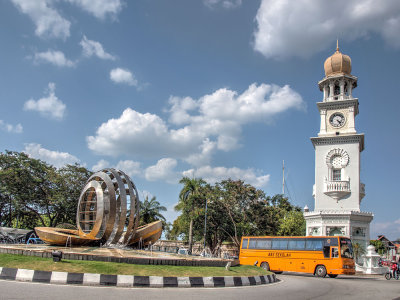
<box><xmin>260</xmin><ymin>262</ymin><xmax>270</xmax><ymax>271</ymax></box>
<box><xmin>315</xmin><ymin>265</ymin><xmax>327</xmax><ymax>278</ymax></box>
<box><xmin>328</xmin><ymin>274</ymin><xmax>338</xmax><ymax>278</ymax></box>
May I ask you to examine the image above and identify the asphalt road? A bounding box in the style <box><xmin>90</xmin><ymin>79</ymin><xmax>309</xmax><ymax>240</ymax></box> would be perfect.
<box><xmin>0</xmin><ymin>274</ymin><xmax>399</xmax><ymax>300</ymax></box>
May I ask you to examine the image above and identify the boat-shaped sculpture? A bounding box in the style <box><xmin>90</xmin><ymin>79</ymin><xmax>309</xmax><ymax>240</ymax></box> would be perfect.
<box><xmin>35</xmin><ymin>227</ymin><xmax>98</xmax><ymax>246</ymax></box>
<box><xmin>128</xmin><ymin>220</ymin><xmax>163</xmax><ymax>246</ymax></box>
<box><xmin>35</xmin><ymin>169</ymin><xmax>162</xmax><ymax>248</ymax></box>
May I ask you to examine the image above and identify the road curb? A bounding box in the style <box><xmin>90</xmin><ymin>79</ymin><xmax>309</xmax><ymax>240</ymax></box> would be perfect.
<box><xmin>0</xmin><ymin>266</ymin><xmax>277</xmax><ymax>288</ymax></box>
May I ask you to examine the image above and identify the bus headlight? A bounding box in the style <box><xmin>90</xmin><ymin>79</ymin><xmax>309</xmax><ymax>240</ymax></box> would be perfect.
<box><xmin>342</xmin><ymin>265</ymin><xmax>352</xmax><ymax>269</ymax></box>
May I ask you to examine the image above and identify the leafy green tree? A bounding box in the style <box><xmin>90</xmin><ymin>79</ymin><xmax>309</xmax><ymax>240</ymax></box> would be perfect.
<box><xmin>53</xmin><ymin>164</ymin><xmax>93</xmax><ymax>226</ymax></box>
<box><xmin>139</xmin><ymin>195</ymin><xmax>167</xmax><ymax>225</ymax></box>
<box><xmin>215</xmin><ymin>179</ymin><xmax>265</xmax><ymax>249</ymax></box>
<box><xmin>0</xmin><ymin>151</ymin><xmax>58</xmax><ymax>228</ymax></box>
<box><xmin>370</xmin><ymin>240</ymin><xmax>386</xmax><ymax>255</ymax></box>
<box><xmin>171</xmin><ymin>178</ymin><xmax>304</xmax><ymax>254</ymax></box>
<box><xmin>0</xmin><ymin>151</ymin><xmax>92</xmax><ymax>229</ymax></box>
<box><xmin>277</xmin><ymin>210</ymin><xmax>306</xmax><ymax>236</ymax></box>
<box><xmin>175</xmin><ymin>177</ymin><xmax>206</xmax><ymax>254</ymax></box>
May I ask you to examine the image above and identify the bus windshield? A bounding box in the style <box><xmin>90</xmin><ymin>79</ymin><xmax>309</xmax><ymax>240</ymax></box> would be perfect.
<box><xmin>340</xmin><ymin>238</ymin><xmax>354</xmax><ymax>259</ymax></box>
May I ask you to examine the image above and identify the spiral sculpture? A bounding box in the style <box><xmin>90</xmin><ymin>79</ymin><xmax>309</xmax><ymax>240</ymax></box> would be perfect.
<box><xmin>77</xmin><ymin>168</ymin><xmax>140</xmax><ymax>246</ymax></box>
<box><xmin>35</xmin><ymin>168</ymin><xmax>162</xmax><ymax>247</ymax></box>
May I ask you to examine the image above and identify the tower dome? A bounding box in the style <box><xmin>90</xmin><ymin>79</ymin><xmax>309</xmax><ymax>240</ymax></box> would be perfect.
<box><xmin>324</xmin><ymin>41</ymin><xmax>351</xmax><ymax>77</ymax></box>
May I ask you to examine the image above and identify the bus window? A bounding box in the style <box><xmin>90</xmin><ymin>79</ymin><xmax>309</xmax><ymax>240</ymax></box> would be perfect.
<box><xmin>324</xmin><ymin>238</ymin><xmax>338</xmax><ymax>247</ymax></box>
<box><xmin>331</xmin><ymin>247</ymin><xmax>339</xmax><ymax>258</ymax></box>
<box><xmin>305</xmin><ymin>238</ymin><xmax>323</xmax><ymax>251</ymax></box>
<box><xmin>272</xmin><ymin>238</ymin><xmax>288</xmax><ymax>250</ymax></box>
<box><xmin>248</xmin><ymin>238</ymin><xmax>257</xmax><ymax>249</ymax></box>
<box><xmin>256</xmin><ymin>238</ymin><xmax>272</xmax><ymax>249</ymax></box>
<box><xmin>323</xmin><ymin>246</ymin><xmax>330</xmax><ymax>258</ymax></box>
<box><xmin>242</xmin><ymin>238</ymin><xmax>248</xmax><ymax>249</ymax></box>
<box><xmin>288</xmin><ymin>238</ymin><xmax>305</xmax><ymax>250</ymax></box>
<box><xmin>340</xmin><ymin>238</ymin><xmax>354</xmax><ymax>259</ymax></box>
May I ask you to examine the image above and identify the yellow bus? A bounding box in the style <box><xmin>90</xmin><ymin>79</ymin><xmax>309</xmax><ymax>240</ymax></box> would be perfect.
<box><xmin>239</xmin><ymin>236</ymin><xmax>355</xmax><ymax>278</ymax></box>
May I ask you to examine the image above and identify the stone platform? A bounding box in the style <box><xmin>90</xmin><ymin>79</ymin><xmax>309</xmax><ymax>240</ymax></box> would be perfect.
<box><xmin>0</xmin><ymin>244</ymin><xmax>238</xmax><ymax>267</ymax></box>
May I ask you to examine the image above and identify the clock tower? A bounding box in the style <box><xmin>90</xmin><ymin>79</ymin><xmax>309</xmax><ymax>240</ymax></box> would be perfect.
<box><xmin>304</xmin><ymin>42</ymin><xmax>373</xmax><ymax>249</ymax></box>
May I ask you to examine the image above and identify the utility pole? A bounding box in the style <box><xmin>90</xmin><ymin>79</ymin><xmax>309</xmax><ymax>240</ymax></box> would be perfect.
<box><xmin>282</xmin><ymin>160</ymin><xmax>285</xmax><ymax>195</ymax></box>
<box><xmin>203</xmin><ymin>197</ymin><xmax>208</xmax><ymax>250</ymax></box>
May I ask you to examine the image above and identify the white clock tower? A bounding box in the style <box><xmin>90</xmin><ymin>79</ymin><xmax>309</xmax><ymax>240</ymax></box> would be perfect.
<box><xmin>304</xmin><ymin>43</ymin><xmax>373</xmax><ymax>248</ymax></box>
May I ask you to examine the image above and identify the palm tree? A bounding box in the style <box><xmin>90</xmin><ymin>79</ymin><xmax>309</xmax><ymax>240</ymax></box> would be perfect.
<box><xmin>175</xmin><ymin>177</ymin><xmax>206</xmax><ymax>254</ymax></box>
<box><xmin>352</xmin><ymin>241</ymin><xmax>366</xmax><ymax>263</ymax></box>
<box><xmin>140</xmin><ymin>195</ymin><xmax>167</xmax><ymax>225</ymax></box>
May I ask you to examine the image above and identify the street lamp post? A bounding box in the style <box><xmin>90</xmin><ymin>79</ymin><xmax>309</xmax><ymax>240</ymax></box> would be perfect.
<box><xmin>203</xmin><ymin>197</ymin><xmax>208</xmax><ymax>250</ymax></box>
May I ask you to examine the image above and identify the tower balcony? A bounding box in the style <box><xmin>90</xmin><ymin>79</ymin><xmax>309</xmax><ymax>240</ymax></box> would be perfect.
<box><xmin>324</xmin><ymin>180</ymin><xmax>350</xmax><ymax>201</ymax></box>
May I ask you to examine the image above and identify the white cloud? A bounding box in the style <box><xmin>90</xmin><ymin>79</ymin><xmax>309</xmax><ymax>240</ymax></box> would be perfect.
<box><xmin>80</xmin><ymin>36</ymin><xmax>116</xmax><ymax>60</ymax></box>
<box><xmin>183</xmin><ymin>166</ymin><xmax>270</xmax><ymax>188</ymax></box>
<box><xmin>92</xmin><ymin>159</ymin><xmax>142</xmax><ymax>179</ymax></box>
<box><xmin>66</xmin><ymin>0</ymin><xmax>123</xmax><ymax>19</ymax></box>
<box><xmin>116</xmin><ymin>160</ymin><xmax>142</xmax><ymax>178</ymax></box>
<box><xmin>0</xmin><ymin>120</ymin><xmax>23</xmax><ymax>134</ymax></box>
<box><xmin>11</xmin><ymin>0</ymin><xmax>70</xmax><ymax>40</ymax></box>
<box><xmin>145</xmin><ymin>158</ymin><xmax>178</xmax><ymax>184</ymax></box>
<box><xmin>33</xmin><ymin>50</ymin><xmax>75</xmax><ymax>67</ymax></box>
<box><xmin>204</xmin><ymin>0</ymin><xmax>242</xmax><ymax>9</ymax></box>
<box><xmin>253</xmin><ymin>0</ymin><xmax>400</xmax><ymax>59</ymax></box>
<box><xmin>91</xmin><ymin>159</ymin><xmax>110</xmax><ymax>171</ymax></box>
<box><xmin>23</xmin><ymin>82</ymin><xmax>66</xmax><ymax>120</ymax></box>
<box><xmin>24</xmin><ymin>143</ymin><xmax>79</xmax><ymax>168</ymax></box>
<box><xmin>371</xmin><ymin>219</ymin><xmax>400</xmax><ymax>240</ymax></box>
<box><xmin>87</xmin><ymin>83</ymin><xmax>303</xmax><ymax>164</ymax></box>
<box><xmin>110</xmin><ymin>68</ymin><xmax>137</xmax><ymax>86</ymax></box>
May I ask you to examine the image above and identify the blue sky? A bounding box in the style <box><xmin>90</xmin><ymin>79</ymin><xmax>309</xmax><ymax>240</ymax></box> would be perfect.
<box><xmin>1</xmin><ymin>0</ymin><xmax>400</xmax><ymax>239</ymax></box>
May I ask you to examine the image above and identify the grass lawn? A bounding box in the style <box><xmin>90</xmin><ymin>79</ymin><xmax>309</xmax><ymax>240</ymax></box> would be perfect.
<box><xmin>0</xmin><ymin>253</ymin><xmax>271</xmax><ymax>277</ymax></box>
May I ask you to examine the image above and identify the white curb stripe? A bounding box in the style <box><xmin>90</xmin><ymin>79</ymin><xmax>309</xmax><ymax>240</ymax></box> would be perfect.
<box><xmin>149</xmin><ymin>276</ymin><xmax>163</xmax><ymax>287</ymax></box>
<box><xmin>83</xmin><ymin>273</ymin><xmax>100</xmax><ymax>286</ymax></box>
<box><xmin>203</xmin><ymin>276</ymin><xmax>214</xmax><ymax>287</ymax></box>
<box><xmin>16</xmin><ymin>269</ymin><xmax>34</xmax><ymax>282</ymax></box>
<box><xmin>50</xmin><ymin>271</ymin><xmax>68</xmax><ymax>284</ymax></box>
<box><xmin>177</xmin><ymin>277</ymin><xmax>190</xmax><ymax>287</ymax></box>
<box><xmin>224</xmin><ymin>276</ymin><xmax>234</xmax><ymax>287</ymax></box>
<box><xmin>241</xmin><ymin>276</ymin><xmax>250</xmax><ymax>286</ymax></box>
<box><xmin>117</xmin><ymin>275</ymin><xmax>134</xmax><ymax>287</ymax></box>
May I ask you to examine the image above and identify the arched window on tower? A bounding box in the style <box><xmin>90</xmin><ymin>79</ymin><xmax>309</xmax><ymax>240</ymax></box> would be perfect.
<box><xmin>344</xmin><ymin>82</ymin><xmax>349</xmax><ymax>98</ymax></box>
<box><xmin>334</xmin><ymin>83</ymin><xmax>340</xmax><ymax>100</ymax></box>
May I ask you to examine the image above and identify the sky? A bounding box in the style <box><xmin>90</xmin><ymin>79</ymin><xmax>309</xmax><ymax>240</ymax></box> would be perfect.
<box><xmin>1</xmin><ymin>0</ymin><xmax>400</xmax><ymax>240</ymax></box>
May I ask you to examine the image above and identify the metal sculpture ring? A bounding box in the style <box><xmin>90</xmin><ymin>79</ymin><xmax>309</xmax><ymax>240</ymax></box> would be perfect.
<box><xmin>77</xmin><ymin>169</ymin><xmax>140</xmax><ymax>246</ymax></box>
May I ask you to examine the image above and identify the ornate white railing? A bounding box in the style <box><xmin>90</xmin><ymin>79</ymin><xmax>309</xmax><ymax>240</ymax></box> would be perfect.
<box><xmin>324</xmin><ymin>180</ymin><xmax>350</xmax><ymax>200</ymax></box>
<box><xmin>326</xmin><ymin>180</ymin><xmax>350</xmax><ymax>192</ymax></box>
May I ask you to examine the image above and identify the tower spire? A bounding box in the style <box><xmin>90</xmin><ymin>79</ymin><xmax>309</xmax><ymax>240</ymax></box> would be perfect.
<box><xmin>336</xmin><ymin>39</ymin><xmax>339</xmax><ymax>52</ymax></box>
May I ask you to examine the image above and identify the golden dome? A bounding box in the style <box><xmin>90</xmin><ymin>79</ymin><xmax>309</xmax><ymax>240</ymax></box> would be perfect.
<box><xmin>324</xmin><ymin>41</ymin><xmax>351</xmax><ymax>77</ymax></box>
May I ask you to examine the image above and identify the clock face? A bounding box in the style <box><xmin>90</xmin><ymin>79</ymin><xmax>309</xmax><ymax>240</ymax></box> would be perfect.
<box><xmin>329</xmin><ymin>113</ymin><xmax>345</xmax><ymax>128</ymax></box>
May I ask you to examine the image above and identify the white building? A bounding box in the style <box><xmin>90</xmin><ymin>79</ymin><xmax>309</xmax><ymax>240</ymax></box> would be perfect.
<box><xmin>304</xmin><ymin>43</ymin><xmax>373</xmax><ymax>248</ymax></box>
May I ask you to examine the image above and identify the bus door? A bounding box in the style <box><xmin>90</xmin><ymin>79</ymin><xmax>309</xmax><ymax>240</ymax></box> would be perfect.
<box><xmin>330</xmin><ymin>246</ymin><xmax>340</xmax><ymax>271</ymax></box>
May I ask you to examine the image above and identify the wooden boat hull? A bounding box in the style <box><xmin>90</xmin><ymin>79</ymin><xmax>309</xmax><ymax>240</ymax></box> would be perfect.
<box><xmin>35</xmin><ymin>227</ymin><xmax>98</xmax><ymax>246</ymax></box>
<box><xmin>128</xmin><ymin>220</ymin><xmax>162</xmax><ymax>246</ymax></box>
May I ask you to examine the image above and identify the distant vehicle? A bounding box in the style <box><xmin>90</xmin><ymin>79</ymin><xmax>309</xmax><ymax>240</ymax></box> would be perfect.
<box><xmin>239</xmin><ymin>235</ymin><xmax>355</xmax><ymax>278</ymax></box>
<box><xmin>177</xmin><ymin>248</ymin><xmax>189</xmax><ymax>255</ymax></box>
